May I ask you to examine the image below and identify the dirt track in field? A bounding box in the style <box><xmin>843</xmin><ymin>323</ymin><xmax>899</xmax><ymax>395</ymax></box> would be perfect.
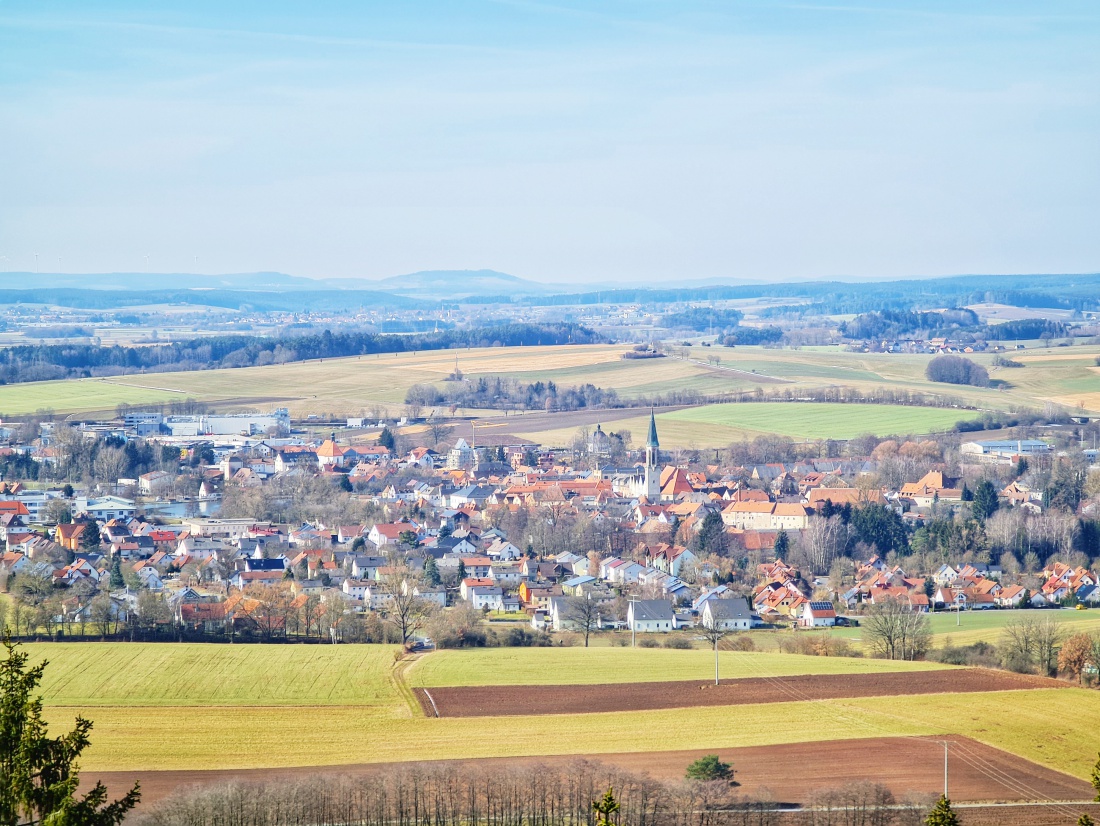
<box><xmin>85</xmin><ymin>736</ymin><xmax>1093</xmax><ymax>812</ymax></box>
<box><xmin>414</xmin><ymin>668</ymin><xmax>1065</xmax><ymax>718</ymax></box>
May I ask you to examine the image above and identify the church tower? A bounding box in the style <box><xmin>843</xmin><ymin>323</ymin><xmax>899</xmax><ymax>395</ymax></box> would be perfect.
<box><xmin>643</xmin><ymin>410</ymin><xmax>660</xmax><ymax>500</ymax></box>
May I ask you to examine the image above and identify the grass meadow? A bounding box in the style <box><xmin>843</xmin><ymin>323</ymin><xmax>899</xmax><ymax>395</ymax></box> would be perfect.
<box><xmin>23</xmin><ymin>643</ymin><xmax>408</xmax><ymax>708</ymax></box>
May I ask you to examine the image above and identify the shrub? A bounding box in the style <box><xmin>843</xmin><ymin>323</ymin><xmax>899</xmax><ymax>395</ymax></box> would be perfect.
<box><xmin>663</xmin><ymin>636</ymin><xmax>692</xmax><ymax>650</ymax></box>
<box><xmin>638</xmin><ymin>637</ymin><xmax>660</xmax><ymax>648</ymax></box>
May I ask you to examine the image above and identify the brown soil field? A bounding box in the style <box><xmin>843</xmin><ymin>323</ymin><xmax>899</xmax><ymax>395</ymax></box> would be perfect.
<box><xmin>415</xmin><ymin>668</ymin><xmax>1065</xmax><ymax>718</ymax></box>
<box><xmin>84</xmin><ymin>737</ymin><xmax>1092</xmax><ymax>813</ymax></box>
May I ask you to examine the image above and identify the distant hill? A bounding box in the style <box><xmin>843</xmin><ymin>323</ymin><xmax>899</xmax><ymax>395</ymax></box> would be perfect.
<box><xmin>367</xmin><ymin>269</ymin><xmax>554</xmax><ymax>298</ymax></box>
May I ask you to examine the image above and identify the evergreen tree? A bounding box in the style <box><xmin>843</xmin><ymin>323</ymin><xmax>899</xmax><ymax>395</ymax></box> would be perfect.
<box><xmin>591</xmin><ymin>787</ymin><xmax>620</xmax><ymax>826</ymax></box>
<box><xmin>108</xmin><ymin>555</ymin><xmax>124</xmax><ymax>590</ymax></box>
<box><xmin>1091</xmin><ymin>751</ymin><xmax>1100</xmax><ymax>801</ymax></box>
<box><xmin>338</xmin><ymin>474</ymin><xmax>353</xmax><ymax>493</ymax></box>
<box><xmin>685</xmin><ymin>754</ymin><xmax>734</xmax><ymax>782</ymax></box>
<box><xmin>924</xmin><ymin>795</ymin><xmax>959</xmax><ymax>826</ymax></box>
<box><xmin>1080</xmin><ymin>814</ymin><xmax>1095</xmax><ymax>826</ymax></box>
<box><xmin>379</xmin><ymin>427</ymin><xmax>396</xmax><ymax>452</ymax></box>
<box><xmin>971</xmin><ymin>479</ymin><xmax>999</xmax><ymax>521</ymax></box>
<box><xmin>456</xmin><ymin>560</ymin><xmax>467</xmax><ymax>582</ymax></box>
<box><xmin>423</xmin><ymin>557</ymin><xmax>441</xmax><ymax>587</ymax></box>
<box><xmin>79</xmin><ymin>520</ymin><xmax>101</xmax><ymax>550</ymax></box>
<box><xmin>774</xmin><ymin>530</ymin><xmax>790</xmax><ymax>559</ymax></box>
<box><xmin>692</xmin><ymin>511</ymin><xmax>730</xmax><ymax>557</ymax></box>
<box><xmin>0</xmin><ymin>637</ymin><xmax>140</xmax><ymax>826</ymax></box>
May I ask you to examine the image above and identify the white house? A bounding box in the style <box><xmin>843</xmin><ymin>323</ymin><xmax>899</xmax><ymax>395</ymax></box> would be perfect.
<box><xmin>699</xmin><ymin>597</ymin><xmax>753</xmax><ymax>631</ymax></box>
<box><xmin>627</xmin><ymin>599</ymin><xmax>674</xmax><ymax>633</ymax></box>
<box><xmin>800</xmin><ymin>601</ymin><xmax>837</xmax><ymax>628</ymax></box>
<box><xmin>466</xmin><ymin>585</ymin><xmax>505</xmax><ymax>611</ymax></box>
<box><xmin>139</xmin><ymin>471</ymin><xmax>172</xmax><ymax>496</ymax></box>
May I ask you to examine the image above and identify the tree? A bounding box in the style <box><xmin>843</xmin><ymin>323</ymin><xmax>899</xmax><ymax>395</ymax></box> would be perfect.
<box><xmin>923</xmin><ymin>795</ymin><xmax>959</xmax><ymax>826</ymax></box>
<box><xmin>685</xmin><ymin>754</ymin><xmax>734</xmax><ymax>783</ymax></box>
<box><xmin>971</xmin><ymin>479</ymin><xmax>999</xmax><ymax>522</ymax></box>
<box><xmin>692</xmin><ymin>511</ymin><xmax>730</xmax><ymax>557</ymax></box>
<box><xmin>378</xmin><ymin>426</ymin><xmax>396</xmax><ymax>452</ymax></box>
<box><xmin>422</xmin><ymin>557</ymin><xmax>441</xmax><ymax>587</ymax></box>
<box><xmin>563</xmin><ymin>593</ymin><xmax>601</xmax><ymax>647</ymax></box>
<box><xmin>1079</xmin><ymin>814</ymin><xmax>1095</xmax><ymax>826</ymax></box>
<box><xmin>108</xmin><ymin>556</ymin><xmax>124</xmax><ymax>591</ymax></box>
<box><xmin>456</xmin><ymin>560</ymin><xmax>467</xmax><ymax>582</ymax></box>
<box><xmin>337</xmin><ymin>474</ymin><xmax>352</xmax><ymax>493</ymax></box>
<box><xmin>1058</xmin><ymin>633</ymin><xmax>1095</xmax><ymax>683</ymax></box>
<box><xmin>774</xmin><ymin>530</ymin><xmax>790</xmax><ymax>558</ymax></box>
<box><xmin>380</xmin><ymin>560</ymin><xmax>434</xmax><ymax>645</ymax></box>
<box><xmin>591</xmin><ymin>787</ymin><xmax>619</xmax><ymax>826</ymax></box>
<box><xmin>0</xmin><ymin>637</ymin><xmax>140</xmax><ymax>826</ymax></box>
<box><xmin>78</xmin><ymin>520</ymin><xmax>101</xmax><ymax>550</ymax></box>
<box><xmin>862</xmin><ymin>596</ymin><xmax>931</xmax><ymax>660</ymax></box>
<box><xmin>44</xmin><ymin>499</ymin><xmax>72</xmax><ymax>527</ymax></box>
<box><xmin>1091</xmin><ymin>752</ymin><xmax>1100</xmax><ymax>801</ymax></box>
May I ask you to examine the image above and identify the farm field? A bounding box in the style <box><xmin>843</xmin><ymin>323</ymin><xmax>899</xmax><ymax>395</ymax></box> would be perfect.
<box><xmin>85</xmin><ymin>737</ymin><xmax>1097</xmax><ymax>812</ymax></box>
<box><xmin>46</xmin><ymin>687</ymin><xmax>1100</xmax><ymax>779</ymax></box>
<box><xmin>403</xmin><ymin>647</ymin><xmax>951</xmax><ymax>688</ymax></box>
<box><xmin>664</xmin><ymin>402</ymin><xmax>967</xmax><ymax>440</ymax></box>
<box><xmin>415</xmin><ymin>668</ymin><xmax>1064</xmax><ymax>717</ymax></box>
<box><xmin>23</xmin><ymin>643</ymin><xmax>408</xmax><ymax>708</ymax></box>
<box><xmin>827</xmin><ymin>608</ymin><xmax>1100</xmax><ymax>650</ymax></box>
<box><xmin>2</xmin><ymin>341</ymin><xmax>1098</xmax><ymax>430</ymax></box>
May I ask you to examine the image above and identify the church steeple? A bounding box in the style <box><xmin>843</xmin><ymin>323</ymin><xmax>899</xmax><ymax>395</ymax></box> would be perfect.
<box><xmin>647</xmin><ymin>409</ymin><xmax>659</xmax><ymax>449</ymax></box>
<box><xmin>644</xmin><ymin>409</ymin><xmax>660</xmax><ymax>500</ymax></box>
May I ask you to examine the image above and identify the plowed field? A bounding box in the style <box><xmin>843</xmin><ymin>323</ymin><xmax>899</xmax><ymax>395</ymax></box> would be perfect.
<box><xmin>84</xmin><ymin>736</ymin><xmax>1092</xmax><ymax>811</ymax></box>
<box><xmin>415</xmin><ymin>668</ymin><xmax>1064</xmax><ymax>717</ymax></box>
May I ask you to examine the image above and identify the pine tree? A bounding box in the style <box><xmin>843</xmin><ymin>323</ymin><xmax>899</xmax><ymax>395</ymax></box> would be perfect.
<box><xmin>1079</xmin><ymin>814</ymin><xmax>1095</xmax><ymax>826</ymax></box>
<box><xmin>924</xmin><ymin>795</ymin><xmax>959</xmax><ymax>826</ymax></box>
<box><xmin>379</xmin><ymin>427</ymin><xmax>396</xmax><ymax>452</ymax></box>
<box><xmin>423</xmin><ymin>557</ymin><xmax>441</xmax><ymax>587</ymax></box>
<box><xmin>0</xmin><ymin>637</ymin><xmax>140</xmax><ymax>826</ymax></box>
<box><xmin>1091</xmin><ymin>751</ymin><xmax>1100</xmax><ymax>801</ymax></box>
<box><xmin>591</xmin><ymin>787</ymin><xmax>620</xmax><ymax>826</ymax></box>
<box><xmin>79</xmin><ymin>520</ymin><xmax>102</xmax><ymax>550</ymax></box>
<box><xmin>108</xmin><ymin>555</ymin><xmax>124</xmax><ymax>590</ymax></box>
<box><xmin>456</xmin><ymin>560</ymin><xmax>467</xmax><ymax>582</ymax></box>
<box><xmin>774</xmin><ymin>530</ymin><xmax>790</xmax><ymax>558</ymax></box>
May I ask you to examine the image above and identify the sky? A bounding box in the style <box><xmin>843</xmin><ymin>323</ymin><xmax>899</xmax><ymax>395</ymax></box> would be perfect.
<box><xmin>0</xmin><ymin>1</ymin><xmax>1098</xmax><ymax>284</ymax></box>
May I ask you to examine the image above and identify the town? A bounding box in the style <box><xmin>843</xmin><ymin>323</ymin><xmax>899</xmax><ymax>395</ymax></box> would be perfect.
<box><xmin>3</xmin><ymin>398</ymin><xmax>1098</xmax><ymax>670</ymax></box>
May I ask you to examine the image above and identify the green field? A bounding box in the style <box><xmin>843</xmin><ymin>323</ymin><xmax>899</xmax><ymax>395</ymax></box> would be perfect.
<box><xmin>827</xmin><ymin>608</ymin><xmax>1100</xmax><ymax>650</ymax></box>
<box><xmin>662</xmin><ymin>402</ymin><xmax>967</xmax><ymax>440</ymax></box>
<box><xmin>18</xmin><ymin>641</ymin><xmax>1098</xmax><ymax>782</ymax></box>
<box><xmin>405</xmin><ymin>647</ymin><xmax>951</xmax><ymax>688</ymax></box>
<box><xmin>23</xmin><ymin>643</ymin><xmax>408</xmax><ymax>708</ymax></box>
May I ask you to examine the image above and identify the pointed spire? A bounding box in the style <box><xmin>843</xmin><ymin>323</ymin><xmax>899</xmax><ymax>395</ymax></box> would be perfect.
<box><xmin>647</xmin><ymin>409</ymin><xmax>659</xmax><ymax>449</ymax></box>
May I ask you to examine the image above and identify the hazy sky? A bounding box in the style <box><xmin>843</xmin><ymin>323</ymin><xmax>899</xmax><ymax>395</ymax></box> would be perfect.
<box><xmin>1</xmin><ymin>1</ymin><xmax>1098</xmax><ymax>283</ymax></box>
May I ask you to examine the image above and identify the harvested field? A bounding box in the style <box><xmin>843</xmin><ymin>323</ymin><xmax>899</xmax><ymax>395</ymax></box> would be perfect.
<box><xmin>83</xmin><ymin>736</ymin><xmax>1092</xmax><ymax>811</ymax></box>
<box><xmin>415</xmin><ymin>668</ymin><xmax>1065</xmax><ymax>717</ymax></box>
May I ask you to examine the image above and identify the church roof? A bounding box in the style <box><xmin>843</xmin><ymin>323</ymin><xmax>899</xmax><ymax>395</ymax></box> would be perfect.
<box><xmin>647</xmin><ymin>411</ymin><xmax>659</xmax><ymax>449</ymax></box>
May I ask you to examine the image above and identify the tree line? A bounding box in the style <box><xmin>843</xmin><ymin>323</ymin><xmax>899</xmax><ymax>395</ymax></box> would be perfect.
<box><xmin>0</xmin><ymin>323</ymin><xmax>601</xmax><ymax>385</ymax></box>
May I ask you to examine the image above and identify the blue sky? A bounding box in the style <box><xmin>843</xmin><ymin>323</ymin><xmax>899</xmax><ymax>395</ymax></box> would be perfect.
<box><xmin>1</xmin><ymin>1</ymin><xmax>1097</xmax><ymax>283</ymax></box>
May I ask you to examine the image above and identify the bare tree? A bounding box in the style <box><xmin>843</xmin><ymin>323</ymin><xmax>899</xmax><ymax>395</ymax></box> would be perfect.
<box><xmin>862</xmin><ymin>596</ymin><xmax>931</xmax><ymax>660</ymax></box>
<box><xmin>380</xmin><ymin>559</ymin><xmax>435</xmax><ymax>645</ymax></box>
<box><xmin>563</xmin><ymin>593</ymin><xmax>602</xmax><ymax>647</ymax></box>
<box><xmin>800</xmin><ymin>515</ymin><xmax>847</xmax><ymax>575</ymax></box>
<box><xmin>1001</xmin><ymin>616</ymin><xmax>1064</xmax><ymax>676</ymax></box>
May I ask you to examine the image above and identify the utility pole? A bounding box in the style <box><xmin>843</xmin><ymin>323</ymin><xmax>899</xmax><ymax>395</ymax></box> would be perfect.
<box><xmin>942</xmin><ymin>741</ymin><xmax>949</xmax><ymax>798</ymax></box>
<box><xmin>628</xmin><ymin>596</ymin><xmax>639</xmax><ymax>648</ymax></box>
